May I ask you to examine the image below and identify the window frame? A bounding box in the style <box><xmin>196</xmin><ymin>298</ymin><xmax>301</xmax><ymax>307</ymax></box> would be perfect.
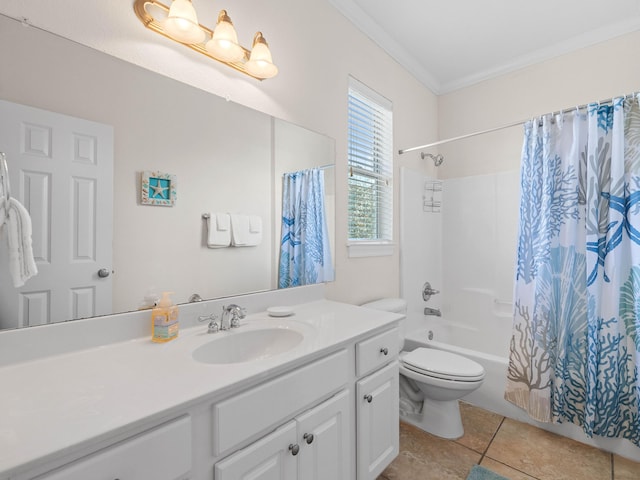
<box><xmin>347</xmin><ymin>76</ymin><xmax>394</xmax><ymax>258</ymax></box>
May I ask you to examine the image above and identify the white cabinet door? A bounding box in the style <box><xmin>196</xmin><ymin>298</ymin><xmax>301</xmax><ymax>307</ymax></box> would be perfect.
<box><xmin>296</xmin><ymin>390</ymin><xmax>350</xmax><ymax>480</ymax></box>
<box><xmin>356</xmin><ymin>361</ymin><xmax>399</xmax><ymax>480</ymax></box>
<box><xmin>215</xmin><ymin>421</ymin><xmax>298</xmax><ymax>480</ymax></box>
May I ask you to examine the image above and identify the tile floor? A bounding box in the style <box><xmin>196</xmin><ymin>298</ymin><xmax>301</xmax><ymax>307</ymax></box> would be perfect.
<box><xmin>378</xmin><ymin>402</ymin><xmax>640</xmax><ymax>480</ymax></box>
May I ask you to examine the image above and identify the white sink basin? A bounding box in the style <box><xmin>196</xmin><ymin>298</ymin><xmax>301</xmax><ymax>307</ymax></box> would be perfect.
<box><xmin>192</xmin><ymin>328</ymin><xmax>304</xmax><ymax>364</ymax></box>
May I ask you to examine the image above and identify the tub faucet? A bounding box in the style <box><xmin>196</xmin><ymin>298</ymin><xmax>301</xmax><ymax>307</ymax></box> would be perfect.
<box><xmin>424</xmin><ymin>307</ymin><xmax>441</xmax><ymax>317</ymax></box>
<box><xmin>221</xmin><ymin>304</ymin><xmax>246</xmax><ymax>330</ymax></box>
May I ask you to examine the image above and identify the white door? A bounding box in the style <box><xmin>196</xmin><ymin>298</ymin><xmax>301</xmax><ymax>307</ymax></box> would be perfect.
<box><xmin>357</xmin><ymin>362</ymin><xmax>400</xmax><ymax>480</ymax></box>
<box><xmin>296</xmin><ymin>390</ymin><xmax>351</xmax><ymax>480</ymax></box>
<box><xmin>215</xmin><ymin>421</ymin><xmax>298</xmax><ymax>480</ymax></box>
<box><xmin>0</xmin><ymin>99</ymin><xmax>113</xmax><ymax>329</ymax></box>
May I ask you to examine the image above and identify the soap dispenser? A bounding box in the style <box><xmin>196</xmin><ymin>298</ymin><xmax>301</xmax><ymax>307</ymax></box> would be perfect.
<box><xmin>151</xmin><ymin>292</ymin><xmax>179</xmax><ymax>343</ymax></box>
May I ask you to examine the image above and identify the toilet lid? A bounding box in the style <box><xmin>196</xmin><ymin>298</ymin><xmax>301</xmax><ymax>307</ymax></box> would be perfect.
<box><xmin>402</xmin><ymin>348</ymin><xmax>485</xmax><ymax>381</ymax></box>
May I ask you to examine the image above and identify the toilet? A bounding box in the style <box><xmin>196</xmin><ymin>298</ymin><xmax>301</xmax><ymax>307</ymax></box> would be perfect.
<box><xmin>361</xmin><ymin>298</ymin><xmax>485</xmax><ymax>439</ymax></box>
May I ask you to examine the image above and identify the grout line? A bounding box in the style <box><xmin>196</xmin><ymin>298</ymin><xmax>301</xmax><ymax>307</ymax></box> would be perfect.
<box><xmin>480</xmin><ymin>416</ymin><xmax>545</xmax><ymax>479</ymax></box>
<box><xmin>478</xmin><ymin>415</ymin><xmax>507</xmax><ymax>463</ymax></box>
<box><xmin>611</xmin><ymin>453</ymin><xmax>614</xmax><ymax>480</ymax></box>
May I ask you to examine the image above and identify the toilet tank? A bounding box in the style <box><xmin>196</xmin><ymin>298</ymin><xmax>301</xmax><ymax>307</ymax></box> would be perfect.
<box><xmin>361</xmin><ymin>298</ymin><xmax>407</xmax><ymax>352</ymax></box>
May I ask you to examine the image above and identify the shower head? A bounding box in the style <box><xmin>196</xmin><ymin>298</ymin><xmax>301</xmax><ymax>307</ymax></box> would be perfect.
<box><xmin>421</xmin><ymin>152</ymin><xmax>444</xmax><ymax>166</ymax></box>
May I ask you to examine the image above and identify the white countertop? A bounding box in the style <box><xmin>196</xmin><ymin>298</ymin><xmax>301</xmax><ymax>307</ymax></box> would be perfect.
<box><xmin>0</xmin><ymin>299</ymin><xmax>401</xmax><ymax>478</ymax></box>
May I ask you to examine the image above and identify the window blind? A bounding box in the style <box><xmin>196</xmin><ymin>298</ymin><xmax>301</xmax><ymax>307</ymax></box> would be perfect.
<box><xmin>348</xmin><ymin>78</ymin><xmax>393</xmax><ymax>242</ymax></box>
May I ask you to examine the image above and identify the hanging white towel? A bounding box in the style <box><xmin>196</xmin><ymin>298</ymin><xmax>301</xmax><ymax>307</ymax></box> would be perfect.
<box><xmin>206</xmin><ymin>213</ymin><xmax>231</xmax><ymax>248</ymax></box>
<box><xmin>249</xmin><ymin>215</ymin><xmax>262</xmax><ymax>234</ymax></box>
<box><xmin>230</xmin><ymin>214</ymin><xmax>250</xmax><ymax>246</ymax></box>
<box><xmin>0</xmin><ymin>197</ymin><xmax>38</xmax><ymax>287</ymax></box>
<box><xmin>230</xmin><ymin>214</ymin><xmax>262</xmax><ymax>247</ymax></box>
<box><xmin>216</xmin><ymin>213</ymin><xmax>230</xmax><ymax>232</ymax></box>
<box><xmin>247</xmin><ymin>215</ymin><xmax>262</xmax><ymax>246</ymax></box>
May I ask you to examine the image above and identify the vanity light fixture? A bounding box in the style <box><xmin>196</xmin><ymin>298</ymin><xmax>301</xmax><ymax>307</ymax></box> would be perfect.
<box><xmin>133</xmin><ymin>0</ymin><xmax>278</xmax><ymax>80</ymax></box>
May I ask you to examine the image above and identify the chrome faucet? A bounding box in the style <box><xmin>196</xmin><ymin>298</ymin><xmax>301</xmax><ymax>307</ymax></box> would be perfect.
<box><xmin>424</xmin><ymin>307</ymin><xmax>442</xmax><ymax>317</ymax></box>
<box><xmin>221</xmin><ymin>304</ymin><xmax>246</xmax><ymax>330</ymax></box>
<box><xmin>198</xmin><ymin>313</ymin><xmax>220</xmax><ymax>333</ymax></box>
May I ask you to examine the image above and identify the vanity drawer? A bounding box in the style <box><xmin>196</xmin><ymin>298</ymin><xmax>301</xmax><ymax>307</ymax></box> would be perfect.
<box><xmin>38</xmin><ymin>415</ymin><xmax>191</xmax><ymax>480</ymax></box>
<box><xmin>213</xmin><ymin>349</ymin><xmax>348</xmax><ymax>455</ymax></box>
<box><xmin>356</xmin><ymin>328</ymin><xmax>399</xmax><ymax>377</ymax></box>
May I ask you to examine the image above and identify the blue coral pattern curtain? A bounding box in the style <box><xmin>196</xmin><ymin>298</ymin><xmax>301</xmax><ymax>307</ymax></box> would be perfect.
<box><xmin>505</xmin><ymin>95</ymin><xmax>640</xmax><ymax>446</ymax></box>
<box><xmin>278</xmin><ymin>168</ymin><xmax>334</xmax><ymax>288</ymax></box>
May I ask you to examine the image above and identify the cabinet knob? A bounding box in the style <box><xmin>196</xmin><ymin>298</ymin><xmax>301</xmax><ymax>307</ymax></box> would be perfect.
<box><xmin>364</xmin><ymin>394</ymin><xmax>373</xmax><ymax>403</ymax></box>
<box><xmin>303</xmin><ymin>433</ymin><xmax>314</xmax><ymax>444</ymax></box>
<box><xmin>380</xmin><ymin>347</ymin><xmax>389</xmax><ymax>355</ymax></box>
<box><xmin>289</xmin><ymin>443</ymin><xmax>300</xmax><ymax>456</ymax></box>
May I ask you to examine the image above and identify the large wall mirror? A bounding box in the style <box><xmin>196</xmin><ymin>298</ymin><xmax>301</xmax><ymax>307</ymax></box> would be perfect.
<box><xmin>0</xmin><ymin>15</ymin><xmax>335</xmax><ymax>331</ymax></box>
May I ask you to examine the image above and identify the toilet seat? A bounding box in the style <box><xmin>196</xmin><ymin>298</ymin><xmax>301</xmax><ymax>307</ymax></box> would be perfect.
<box><xmin>401</xmin><ymin>348</ymin><xmax>485</xmax><ymax>382</ymax></box>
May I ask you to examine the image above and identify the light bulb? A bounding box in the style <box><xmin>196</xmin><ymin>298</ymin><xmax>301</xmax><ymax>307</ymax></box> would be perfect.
<box><xmin>163</xmin><ymin>0</ymin><xmax>205</xmax><ymax>44</ymax></box>
<box><xmin>245</xmin><ymin>32</ymin><xmax>278</xmax><ymax>79</ymax></box>
<box><xmin>205</xmin><ymin>10</ymin><xmax>244</xmax><ymax>63</ymax></box>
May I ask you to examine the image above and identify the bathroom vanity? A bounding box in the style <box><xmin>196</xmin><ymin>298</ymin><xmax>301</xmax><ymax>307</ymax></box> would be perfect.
<box><xmin>0</xmin><ymin>288</ymin><xmax>401</xmax><ymax>480</ymax></box>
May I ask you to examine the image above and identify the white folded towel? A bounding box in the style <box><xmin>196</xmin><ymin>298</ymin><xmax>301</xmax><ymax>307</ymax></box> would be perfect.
<box><xmin>230</xmin><ymin>214</ymin><xmax>262</xmax><ymax>247</ymax></box>
<box><xmin>0</xmin><ymin>197</ymin><xmax>38</xmax><ymax>287</ymax></box>
<box><xmin>249</xmin><ymin>215</ymin><xmax>262</xmax><ymax>233</ymax></box>
<box><xmin>230</xmin><ymin>214</ymin><xmax>250</xmax><ymax>246</ymax></box>
<box><xmin>206</xmin><ymin>213</ymin><xmax>231</xmax><ymax>248</ymax></box>
<box><xmin>216</xmin><ymin>213</ymin><xmax>230</xmax><ymax>231</ymax></box>
<box><xmin>247</xmin><ymin>215</ymin><xmax>263</xmax><ymax>246</ymax></box>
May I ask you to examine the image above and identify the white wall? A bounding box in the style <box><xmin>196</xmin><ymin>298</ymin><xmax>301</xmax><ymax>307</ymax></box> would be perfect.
<box><xmin>0</xmin><ymin>0</ymin><xmax>439</xmax><ymax>306</ymax></box>
<box><xmin>438</xmin><ymin>30</ymin><xmax>640</xmax><ymax>179</ymax></box>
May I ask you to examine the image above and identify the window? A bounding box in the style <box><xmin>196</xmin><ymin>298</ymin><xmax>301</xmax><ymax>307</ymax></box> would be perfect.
<box><xmin>347</xmin><ymin>77</ymin><xmax>393</xmax><ymax>257</ymax></box>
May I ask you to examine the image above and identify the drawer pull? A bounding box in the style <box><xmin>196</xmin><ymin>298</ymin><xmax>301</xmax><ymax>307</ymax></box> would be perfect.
<box><xmin>289</xmin><ymin>443</ymin><xmax>300</xmax><ymax>456</ymax></box>
<box><xmin>364</xmin><ymin>394</ymin><xmax>373</xmax><ymax>403</ymax></box>
<box><xmin>303</xmin><ymin>433</ymin><xmax>314</xmax><ymax>444</ymax></box>
<box><xmin>380</xmin><ymin>347</ymin><xmax>389</xmax><ymax>355</ymax></box>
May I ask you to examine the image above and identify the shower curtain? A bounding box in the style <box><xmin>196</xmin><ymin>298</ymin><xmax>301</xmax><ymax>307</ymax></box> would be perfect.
<box><xmin>278</xmin><ymin>168</ymin><xmax>334</xmax><ymax>288</ymax></box>
<box><xmin>505</xmin><ymin>95</ymin><xmax>640</xmax><ymax>446</ymax></box>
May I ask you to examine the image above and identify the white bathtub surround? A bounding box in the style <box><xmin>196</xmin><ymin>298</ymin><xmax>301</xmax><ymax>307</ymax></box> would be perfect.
<box><xmin>0</xmin><ymin>285</ymin><xmax>402</xmax><ymax>479</ymax></box>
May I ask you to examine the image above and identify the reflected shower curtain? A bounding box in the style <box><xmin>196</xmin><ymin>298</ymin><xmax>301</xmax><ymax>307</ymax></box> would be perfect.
<box><xmin>278</xmin><ymin>168</ymin><xmax>334</xmax><ymax>288</ymax></box>
<box><xmin>505</xmin><ymin>96</ymin><xmax>640</xmax><ymax>446</ymax></box>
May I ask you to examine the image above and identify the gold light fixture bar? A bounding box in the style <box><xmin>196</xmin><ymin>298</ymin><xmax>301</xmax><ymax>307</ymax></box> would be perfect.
<box><xmin>133</xmin><ymin>0</ymin><xmax>277</xmax><ymax>80</ymax></box>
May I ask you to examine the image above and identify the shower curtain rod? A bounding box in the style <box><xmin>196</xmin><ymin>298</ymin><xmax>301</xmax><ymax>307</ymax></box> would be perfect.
<box><xmin>398</xmin><ymin>93</ymin><xmax>637</xmax><ymax>155</ymax></box>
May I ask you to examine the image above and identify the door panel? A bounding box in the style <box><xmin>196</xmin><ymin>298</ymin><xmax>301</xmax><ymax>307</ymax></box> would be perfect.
<box><xmin>0</xmin><ymin>99</ymin><xmax>113</xmax><ymax>329</ymax></box>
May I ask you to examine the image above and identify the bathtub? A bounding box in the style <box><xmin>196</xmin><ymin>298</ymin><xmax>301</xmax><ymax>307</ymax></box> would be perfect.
<box><xmin>401</xmin><ymin>317</ymin><xmax>640</xmax><ymax>461</ymax></box>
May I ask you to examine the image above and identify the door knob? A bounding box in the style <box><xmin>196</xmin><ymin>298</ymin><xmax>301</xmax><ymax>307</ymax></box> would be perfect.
<box><xmin>289</xmin><ymin>443</ymin><xmax>300</xmax><ymax>456</ymax></box>
<box><xmin>303</xmin><ymin>433</ymin><xmax>314</xmax><ymax>444</ymax></box>
<box><xmin>97</xmin><ymin>268</ymin><xmax>111</xmax><ymax>278</ymax></box>
<box><xmin>364</xmin><ymin>394</ymin><xmax>373</xmax><ymax>403</ymax></box>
